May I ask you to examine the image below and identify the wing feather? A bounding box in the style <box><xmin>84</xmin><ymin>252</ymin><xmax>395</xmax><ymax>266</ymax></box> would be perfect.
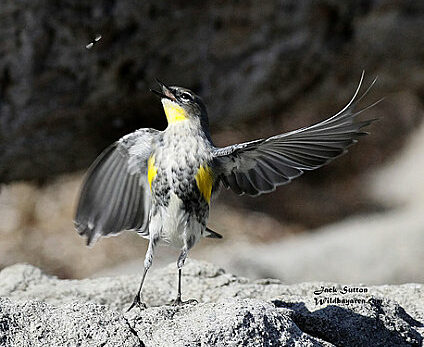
<box><xmin>74</xmin><ymin>128</ymin><xmax>159</xmax><ymax>245</ymax></box>
<box><xmin>213</xmin><ymin>73</ymin><xmax>378</xmax><ymax>196</ymax></box>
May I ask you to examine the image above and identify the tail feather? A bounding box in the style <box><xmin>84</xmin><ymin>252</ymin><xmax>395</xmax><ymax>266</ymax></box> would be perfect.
<box><xmin>205</xmin><ymin>227</ymin><xmax>223</xmax><ymax>239</ymax></box>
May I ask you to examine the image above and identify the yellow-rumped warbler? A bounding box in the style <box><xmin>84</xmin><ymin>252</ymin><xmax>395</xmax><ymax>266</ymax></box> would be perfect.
<box><xmin>74</xmin><ymin>72</ymin><xmax>378</xmax><ymax>310</ymax></box>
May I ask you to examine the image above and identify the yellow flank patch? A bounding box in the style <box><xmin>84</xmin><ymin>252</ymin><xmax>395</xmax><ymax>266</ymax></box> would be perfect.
<box><xmin>147</xmin><ymin>155</ymin><xmax>157</xmax><ymax>190</ymax></box>
<box><xmin>195</xmin><ymin>165</ymin><xmax>214</xmax><ymax>204</ymax></box>
<box><xmin>163</xmin><ymin>101</ymin><xmax>188</xmax><ymax>124</ymax></box>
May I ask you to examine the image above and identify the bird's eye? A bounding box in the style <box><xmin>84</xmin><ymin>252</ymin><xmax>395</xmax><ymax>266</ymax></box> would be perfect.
<box><xmin>180</xmin><ymin>92</ymin><xmax>192</xmax><ymax>102</ymax></box>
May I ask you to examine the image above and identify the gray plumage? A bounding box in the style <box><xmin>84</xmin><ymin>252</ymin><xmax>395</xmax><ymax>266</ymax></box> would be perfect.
<box><xmin>213</xmin><ymin>73</ymin><xmax>378</xmax><ymax>196</ymax></box>
<box><xmin>74</xmin><ymin>72</ymin><xmax>378</xmax><ymax>309</ymax></box>
<box><xmin>75</xmin><ymin>128</ymin><xmax>158</xmax><ymax>245</ymax></box>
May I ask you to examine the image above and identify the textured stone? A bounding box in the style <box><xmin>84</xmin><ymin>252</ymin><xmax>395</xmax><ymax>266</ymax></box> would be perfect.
<box><xmin>0</xmin><ymin>299</ymin><xmax>139</xmax><ymax>347</ymax></box>
<box><xmin>0</xmin><ymin>261</ymin><xmax>423</xmax><ymax>346</ymax></box>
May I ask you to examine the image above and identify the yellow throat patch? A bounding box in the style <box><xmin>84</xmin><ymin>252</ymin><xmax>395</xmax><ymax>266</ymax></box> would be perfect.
<box><xmin>162</xmin><ymin>99</ymin><xmax>188</xmax><ymax>124</ymax></box>
<box><xmin>195</xmin><ymin>165</ymin><xmax>214</xmax><ymax>204</ymax></box>
<box><xmin>147</xmin><ymin>155</ymin><xmax>157</xmax><ymax>190</ymax></box>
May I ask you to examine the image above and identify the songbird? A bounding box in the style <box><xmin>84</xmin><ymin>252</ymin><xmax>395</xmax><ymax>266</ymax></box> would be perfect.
<box><xmin>74</xmin><ymin>72</ymin><xmax>377</xmax><ymax>311</ymax></box>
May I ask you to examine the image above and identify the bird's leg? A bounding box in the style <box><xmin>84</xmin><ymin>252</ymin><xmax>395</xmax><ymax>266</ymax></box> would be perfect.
<box><xmin>172</xmin><ymin>248</ymin><xmax>198</xmax><ymax>306</ymax></box>
<box><xmin>127</xmin><ymin>237</ymin><xmax>157</xmax><ymax>312</ymax></box>
<box><xmin>127</xmin><ymin>266</ymin><xmax>148</xmax><ymax>312</ymax></box>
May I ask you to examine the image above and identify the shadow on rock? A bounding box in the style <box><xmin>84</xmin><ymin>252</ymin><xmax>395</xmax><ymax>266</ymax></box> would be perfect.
<box><xmin>273</xmin><ymin>299</ymin><xmax>423</xmax><ymax>347</ymax></box>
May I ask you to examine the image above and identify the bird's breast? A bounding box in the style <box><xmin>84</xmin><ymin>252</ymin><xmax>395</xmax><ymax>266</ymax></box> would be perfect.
<box><xmin>150</xmin><ymin>129</ymin><xmax>214</xmax><ymax>210</ymax></box>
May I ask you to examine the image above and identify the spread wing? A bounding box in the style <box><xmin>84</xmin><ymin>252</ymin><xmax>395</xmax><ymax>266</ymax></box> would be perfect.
<box><xmin>74</xmin><ymin>128</ymin><xmax>160</xmax><ymax>245</ymax></box>
<box><xmin>213</xmin><ymin>73</ymin><xmax>379</xmax><ymax>196</ymax></box>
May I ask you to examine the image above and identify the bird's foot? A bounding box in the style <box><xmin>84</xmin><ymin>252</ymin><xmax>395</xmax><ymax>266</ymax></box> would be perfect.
<box><xmin>127</xmin><ymin>295</ymin><xmax>147</xmax><ymax>312</ymax></box>
<box><xmin>171</xmin><ymin>296</ymin><xmax>198</xmax><ymax>306</ymax></box>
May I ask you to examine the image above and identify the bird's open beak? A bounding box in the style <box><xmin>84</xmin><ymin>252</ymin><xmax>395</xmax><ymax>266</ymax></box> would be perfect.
<box><xmin>150</xmin><ymin>79</ymin><xmax>176</xmax><ymax>101</ymax></box>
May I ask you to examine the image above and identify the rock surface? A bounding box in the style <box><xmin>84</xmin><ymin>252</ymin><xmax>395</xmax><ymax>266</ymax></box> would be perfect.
<box><xmin>0</xmin><ymin>261</ymin><xmax>423</xmax><ymax>346</ymax></box>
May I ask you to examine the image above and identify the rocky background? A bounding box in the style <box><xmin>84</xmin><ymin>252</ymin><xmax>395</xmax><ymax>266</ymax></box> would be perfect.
<box><xmin>0</xmin><ymin>0</ymin><xmax>423</xmax><ymax>284</ymax></box>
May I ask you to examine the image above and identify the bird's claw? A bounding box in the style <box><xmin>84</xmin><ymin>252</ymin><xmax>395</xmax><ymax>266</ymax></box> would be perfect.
<box><xmin>127</xmin><ymin>295</ymin><xmax>147</xmax><ymax>312</ymax></box>
<box><xmin>171</xmin><ymin>297</ymin><xmax>198</xmax><ymax>306</ymax></box>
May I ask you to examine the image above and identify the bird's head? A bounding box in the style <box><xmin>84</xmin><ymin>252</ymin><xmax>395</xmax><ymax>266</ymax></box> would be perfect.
<box><xmin>151</xmin><ymin>80</ymin><xmax>208</xmax><ymax>127</ymax></box>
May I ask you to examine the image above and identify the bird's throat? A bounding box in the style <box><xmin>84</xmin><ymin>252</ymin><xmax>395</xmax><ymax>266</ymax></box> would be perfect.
<box><xmin>162</xmin><ymin>99</ymin><xmax>188</xmax><ymax>124</ymax></box>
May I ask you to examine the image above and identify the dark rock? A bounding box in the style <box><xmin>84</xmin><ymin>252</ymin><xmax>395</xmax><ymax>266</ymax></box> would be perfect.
<box><xmin>1</xmin><ymin>0</ymin><xmax>423</xmax><ymax>184</ymax></box>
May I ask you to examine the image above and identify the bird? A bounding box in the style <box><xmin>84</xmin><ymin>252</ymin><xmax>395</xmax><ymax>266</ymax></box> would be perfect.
<box><xmin>74</xmin><ymin>72</ymin><xmax>378</xmax><ymax>311</ymax></box>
